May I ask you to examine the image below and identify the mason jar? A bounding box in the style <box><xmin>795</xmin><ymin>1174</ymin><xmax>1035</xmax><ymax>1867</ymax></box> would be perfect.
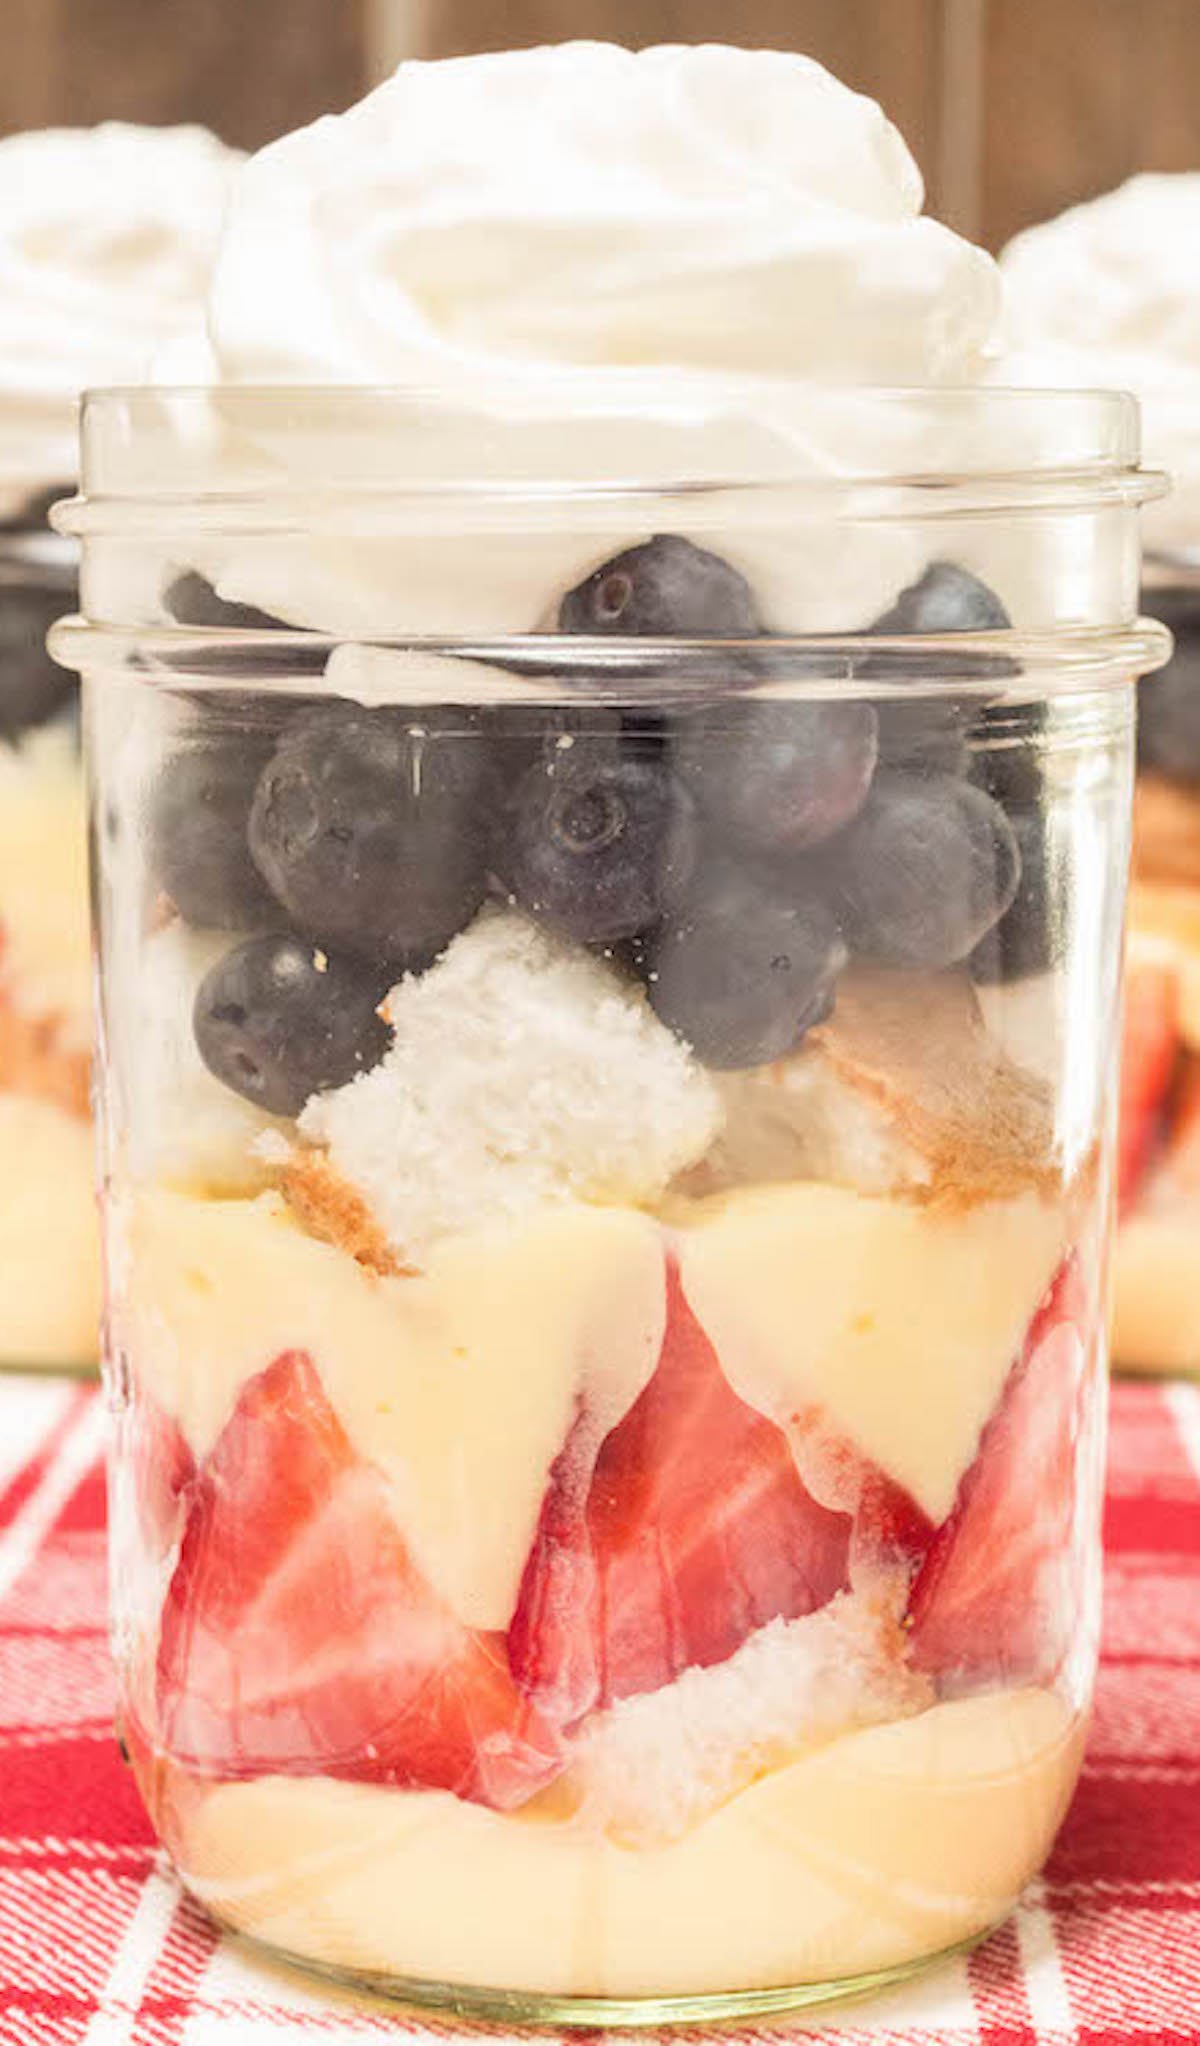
<box><xmin>1113</xmin><ymin>554</ymin><xmax>1200</xmax><ymax>1374</ymax></box>
<box><xmin>0</xmin><ymin>487</ymin><xmax>98</xmax><ymax>1370</ymax></box>
<box><xmin>53</xmin><ymin>385</ymin><xmax>1166</xmax><ymax>2023</ymax></box>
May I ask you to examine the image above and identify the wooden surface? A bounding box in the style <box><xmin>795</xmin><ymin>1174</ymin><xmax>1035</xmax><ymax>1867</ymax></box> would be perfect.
<box><xmin>4</xmin><ymin>0</ymin><xmax>1200</xmax><ymax>247</ymax></box>
<box><xmin>0</xmin><ymin>0</ymin><xmax>367</xmax><ymax>151</ymax></box>
<box><xmin>982</xmin><ymin>0</ymin><xmax>1200</xmax><ymax>246</ymax></box>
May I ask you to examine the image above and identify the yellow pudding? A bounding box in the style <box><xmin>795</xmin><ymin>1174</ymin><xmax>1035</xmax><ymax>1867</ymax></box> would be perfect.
<box><xmin>0</xmin><ymin>1094</ymin><xmax>98</xmax><ymax>1365</ymax></box>
<box><xmin>674</xmin><ymin>1181</ymin><xmax>1065</xmax><ymax>1524</ymax></box>
<box><xmin>169</xmin><ymin>1688</ymin><xmax>1083</xmax><ymax>1999</ymax></box>
<box><xmin>121</xmin><ymin>1188</ymin><xmax>665</xmax><ymax>1628</ymax></box>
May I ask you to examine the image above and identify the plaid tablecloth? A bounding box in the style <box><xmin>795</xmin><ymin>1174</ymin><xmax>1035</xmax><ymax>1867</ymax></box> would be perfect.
<box><xmin>1</xmin><ymin>1371</ymin><xmax>1199</xmax><ymax>2045</ymax></box>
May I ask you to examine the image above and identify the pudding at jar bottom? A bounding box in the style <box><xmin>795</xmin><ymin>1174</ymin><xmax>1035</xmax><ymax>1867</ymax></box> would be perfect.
<box><xmin>0</xmin><ymin>529</ymin><xmax>98</xmax><ymax>1370</ymax></box>
<box><xmin>1115</xmin><ymin>576</ymin><xmax>1200</xmax><ymax>1375</ymax></box>
<box><xmin>59</xmin><ymin>376</ymin><xmax>1167</xmax><ymax>2018</ymax></box>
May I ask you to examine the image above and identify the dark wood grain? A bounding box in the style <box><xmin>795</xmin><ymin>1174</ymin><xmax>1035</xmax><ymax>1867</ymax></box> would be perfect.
<box><xmin>0</xmin><ymin>0</ymin><xmax>367</xmax><ymax>150</ymax></box>
<box><xmin>8</xmin><ymin>0</ymin><xmax>1200</xmax><ymax>251</ymax></box>
<box><xmin>983</xmin><ymin>0</ymin><xmax>1200</xmax><ymax>248</ymax></box>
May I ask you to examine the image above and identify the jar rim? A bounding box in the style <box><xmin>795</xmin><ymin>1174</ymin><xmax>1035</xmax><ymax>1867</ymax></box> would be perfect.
<box><xmin>55</xmin><ymin>383</ymin><xmax>1169</xmax><ymax>532</ymax></box>
<box><xmin>49</xmin><ymin>617</ymin><xmax>1174</xmax><ymax>695</ymax></box>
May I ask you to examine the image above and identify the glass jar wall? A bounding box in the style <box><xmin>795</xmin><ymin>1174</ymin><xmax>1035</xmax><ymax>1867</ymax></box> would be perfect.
<box><xmin>54</xmin><ymin>386</ymin><xmax>1167</xmax><ymax>2022</ymax></box>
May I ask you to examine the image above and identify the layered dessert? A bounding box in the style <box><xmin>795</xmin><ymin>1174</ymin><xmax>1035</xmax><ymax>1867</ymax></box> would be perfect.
<box><xmin>118</xmin><ymin>664</ymin><xmax>1097</xmax><ymax>2004</ymax></box>
<box><xmin>1002</xmin><ymin>177</ymin><xmax>1200</xmax><ymax>1374</ymax></box>
<box><xmin>0</xmin><ymin>122</ymin><xmax>238</xmax><ymax>1364</ymax></box>
<box><xmin>65</xmin><ymin>45</ymin><xmax>1155</xmax><ymax>2014</ymax></box>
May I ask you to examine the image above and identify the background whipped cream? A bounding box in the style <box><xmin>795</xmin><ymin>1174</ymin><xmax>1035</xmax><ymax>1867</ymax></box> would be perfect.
<box><xmin>1000</xmin><ymin>174</ymin><xmax>1200</xmax><ymax>556</ymax></box>
<box><xmin>139</xmin><ymin>43</ymin><xmax>1023</xmax><ymax>639</ymax></box>
<box><xmin>0</xmin><ymin>122</ymin><xmax>239</xmax><ymax>494</ymax></box>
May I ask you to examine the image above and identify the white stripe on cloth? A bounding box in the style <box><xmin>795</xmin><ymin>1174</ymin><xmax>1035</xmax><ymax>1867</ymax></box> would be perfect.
<box><xmin>0</xmin><ymin>1374</ymin><xmax>77</xmax><ymax>1496</ymax></box>
<box><xmin>1014</xmin><ymin>1878</ymin><xmax>1074</xmax><ymax>2034</ymax></box>
<box><xmin>82</xmin><ymin>1858</ymin><xmax>181</xmax><ymax>2046</ymax></box>
<box><xmin>1166</xmin><ymin>1379</ymin><xmax>1200</xmax><ymax>1485</ymax></box>
<box><xmin>0</xmin><ymin>1391</ymin><xmax>107</xmax><ymax>1604</ymax></box>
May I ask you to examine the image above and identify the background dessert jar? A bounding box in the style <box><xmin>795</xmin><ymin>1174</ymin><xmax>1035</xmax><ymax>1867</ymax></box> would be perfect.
<box><xmin>0</xmin><ymin>122</ymin><xmax>238</xmax><ymax>1370</ymax></box>
<box><xmin>1110</xmin><ymin>550</ymin><xmax>1200</xmax><ymax>1373</ymax></box>
<box><xmin>54</xmin><ymin>382</ymin><xmax>1166</xmax><ymax>2021</ymax></box>
<box><xmin>0</xmin><ymin>482</ymin><xmax>95</xmax><ymax>1367</ymax></box>
<box><xmin>1000</xmin><ymin>179</ymin><xmax>1200</xmax><ymax>1374</ymax></box>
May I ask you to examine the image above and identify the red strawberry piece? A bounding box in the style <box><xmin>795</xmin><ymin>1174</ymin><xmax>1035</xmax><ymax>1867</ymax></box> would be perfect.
<box><xmin>1118</xmin><ymin>954</ymin><xmax>1180</xmax><ymax>1213</ymax></box>
<box><xmin>509</xmin><ymin>1262</ymin><xmax>852</xmax><ymax>1725</ymax></box>
<box><xmin>780</xmin><ymin>1403</ymin><xmax>935</xmax><ymax>1591</ymax></box>
<box><xmin>157</xmin><ymin>1350</ymin><xmax>563</xmax><ymax>1811</ymax></box>
<box><xmin>906</xmin><ymin>1258</ymin><xmax>1087</xmax><ymax>1688</ymax></box>
<box><xmin>129</xmin><ymin>1394</ymin><xmax>195</xmax><ymax>1559</ymax></box>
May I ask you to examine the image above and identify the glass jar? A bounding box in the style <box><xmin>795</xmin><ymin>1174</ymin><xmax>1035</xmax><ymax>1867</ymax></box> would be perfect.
<box><xmin>54</xmin><ymin>386</ymin><xmax>1167</xmax><ymax>2023</ymax></box>
<box><xmin>0</xmin><ymin>488</ymin><xmax>98</xmax><ymax>1370</ymax></box>
<box><xmin>1113</xmin><ymin>555</ymin><xmax>1200</xmax><ymax>1374</ymax></box>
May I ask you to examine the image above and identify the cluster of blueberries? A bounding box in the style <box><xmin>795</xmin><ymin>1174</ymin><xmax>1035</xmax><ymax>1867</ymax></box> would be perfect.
<box><xmin>146</xmin><ymin>536</ymin><xmax>1055</xmax><ymax>1119</ymax></box>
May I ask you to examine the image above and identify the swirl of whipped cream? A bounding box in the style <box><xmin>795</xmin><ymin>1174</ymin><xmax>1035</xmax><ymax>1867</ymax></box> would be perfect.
<box><xmin>174</xmin><ymin>44</ymin><xmax>1010</xmax><ymax>637</ymax></box>
<box><xmin>0</xmin><ymin>122</ymin><xmax>239</xmax><ymax>492</ymax></box>
<box><xmin>210</xmin><ymin>42</ymin><xmax>997</xmax><ymax>394</ymax></box>
<box><xmin>1000</xmin><ymin>174</ymin><xmax>1200</xmax><ymax>553</ymax></box>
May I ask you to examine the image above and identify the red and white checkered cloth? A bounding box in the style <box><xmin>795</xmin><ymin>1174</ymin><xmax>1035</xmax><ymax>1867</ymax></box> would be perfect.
<box><xmin>1</xmin><ymin>1371</ymin><xmax>1199</xmax><ymax>2045</ymax></box>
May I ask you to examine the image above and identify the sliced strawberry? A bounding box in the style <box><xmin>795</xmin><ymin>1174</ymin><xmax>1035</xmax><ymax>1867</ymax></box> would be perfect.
<box><xmin>906</xmin><ymin>1259</ymin><xmax>1086</xmax><ymax>1688</ymax></box>
<box><xmin>780</xmin><ymin>1404</ymin><xmax>935</xmax><ymax>1591</ymax></box>
<box><xmin>509</xmin><ymin>1263</ymin><xmax>852</xmax><ymax>1724</ymax></box>
<box><xmin>157</xmin><ymin>1350</ymin><xmax>562</xmax><ymax>1810</ymax></box>
<box><xmin>129</xmin><ymin>1394</ymin><xmax>195</xmax><ymax>1559</ymax></box>
<box><xmin>1118</xmin><ymin>954</ymin><xmax>1181</xmax><ymax>1213</ymax></box>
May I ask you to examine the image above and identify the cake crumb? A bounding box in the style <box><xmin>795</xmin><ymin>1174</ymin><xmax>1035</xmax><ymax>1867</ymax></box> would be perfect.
<box><xmin>573</xmin><ymin>1588</ymin><xmax>931</xmax><ymax>1845</ymax></box>
<box><xmin>293</xmin><ymin>908</ymin><xmax>723</xmax><ymax>1268</ymax></box>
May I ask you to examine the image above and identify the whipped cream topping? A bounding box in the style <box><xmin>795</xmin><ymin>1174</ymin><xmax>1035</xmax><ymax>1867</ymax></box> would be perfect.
<box><xmin>0</xmin><ymin>123</ymin><xmax>239</xmax><ymax>492</ymax></box>
<box><xmin>1000</xmin><ymin>174</ymin><xmax>1200</xmax><ymax>554</ymax></box>
<box><xmin>164</xmin><ymin>44</ymin><xmax>1005</xmax><ymax>636</ymax></box>
<box><xmin>209</xmin><ymin>43</ymin><xmax>997</xmax><ymax>394</ymax></box>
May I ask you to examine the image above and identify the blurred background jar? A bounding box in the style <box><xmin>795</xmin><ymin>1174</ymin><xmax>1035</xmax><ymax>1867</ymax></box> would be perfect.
<box><xmin>0</xmin><ymin>485</ymin><xmax>94</xmax><ymax>1367</ymax></box>
<box><xmin>0</xmin><ymin>123</ymin><xmax>238</xmax><ymax>1367</ymax></box>
<box><xmin>1000</xmin><ymin>182</ymin><xmax>1200</xmax><ymax>1376</ymax></box>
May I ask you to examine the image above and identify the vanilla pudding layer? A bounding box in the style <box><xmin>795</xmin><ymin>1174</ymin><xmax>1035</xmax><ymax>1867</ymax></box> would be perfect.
<box><xmin>151</xmin><ymin>1687</ymin><xmax>1083</xmax><ymax>1997</ymax></box>
<box><xmin>0</xmin><ymin>1095</ymin><xmax>98</xmax><ymax>1365</ymax></box>
<box><xmin>121</xmin><ymin>1177</ymin><xmax>1065</xmax><ymax>1629</ymax></box>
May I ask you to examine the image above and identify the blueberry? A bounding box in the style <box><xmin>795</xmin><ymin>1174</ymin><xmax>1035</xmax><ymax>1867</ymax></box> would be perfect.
<box><xmin>249</xmin><ymin>704</ymin><xmax>491</xmax><ymax>966</ymax></box>
<box><xmin>830</xmin><ymin>773</ymin><xmax>1021</xmax><ymax>969</ymax></box>
<box><xmin>1138</xmin><ymin>590</ymin><xmax>1200</xmax><ymax>786</ymax></box>
<box><xmin>558</xmin><ymin>536</ymin><xmax>759</xmax><ymax>637</ymax></box>
<box><xmin>485</xmin><ymin>702</ymin><xmax>625</xmax><ymax>793</ymax></box>
<box><xmin>496</xmin><ymin>739</ymin><xmax>697</xmax><ymax>944</ymax></box>
<box><xmin>675</xmin><ymin>700</ymin><xmax>878</xmax><ymax>857</ymax></box>
<box><xmin>150</xmin><ymin>738</ymin><xmax>279</xmax><ymax>929</ymax></box>
<box><xmin>874</xmin><ymin>561</ymin><xmax>1012</xmax><ymax>639</ymax></box>
<box><xmin>0</xmin><ymin>584</ymin><xmax>74</xmax><ymax>739</ymax></box>
<box><xmin>866</xmin><ymin>562</ymin><xmax>1013</xmax><ymax>776</ymax></box>
<box><xmin>165</xmin><ymin>571</ymin><xmax>282</xmax><ymax>631</ymax></box>
<box><xmin>645</xmin><ymin>862</ymin><xmax>846</xmax><ymax>1070</ymax></box>
<box><xmin>970</xmin><ymin>806</ymin><xmax>1057</xmax><ymax>983</ymax></box>
<box><xmin>194</xmin><ymin>934</ymin><xmax>391</xmax><ymax>1116</ymax></box>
